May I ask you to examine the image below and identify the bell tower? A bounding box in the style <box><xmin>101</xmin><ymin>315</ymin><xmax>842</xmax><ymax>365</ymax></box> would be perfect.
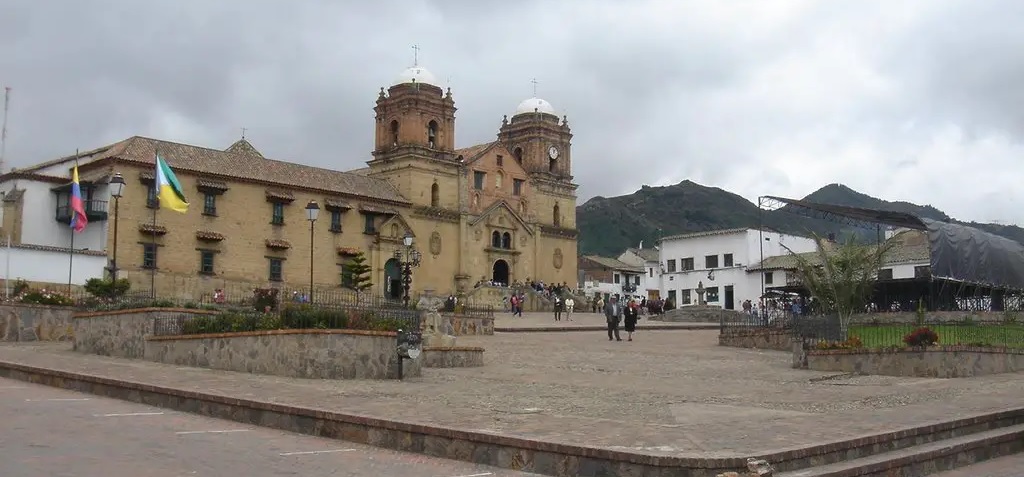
<box><xmin>372</xmin><ymin>65</ymin><xmax>457</xmax><ymax>161</ymax></box>
<box><xmin>498</xmin><ymin>96</ymin><xmax>573</xmax><ymax>181</ymax></box>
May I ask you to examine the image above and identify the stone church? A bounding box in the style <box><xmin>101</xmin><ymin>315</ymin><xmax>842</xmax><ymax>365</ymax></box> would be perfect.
<box><xmin>0</xmin><ymin>64</ymin><xmax>580</xmax><ymax>299</ymax></box>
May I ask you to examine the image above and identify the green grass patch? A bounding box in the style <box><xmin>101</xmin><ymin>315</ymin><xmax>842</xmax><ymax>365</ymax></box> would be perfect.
<box><xmin>849</xmin><ymin>323</ymin><xmax>1024</xmax><ymax>349</ymax></box>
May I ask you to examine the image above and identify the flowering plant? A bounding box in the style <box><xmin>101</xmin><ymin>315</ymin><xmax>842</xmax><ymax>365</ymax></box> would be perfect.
<box><xmin>903</xmin><ymin>327</ymin><xmax>939</xmax><ymax>347</ymax></box>
<box><xmin>17</xmin><ymin>288</ymin><xmax>75</xmax><ymax>306</ymax></box>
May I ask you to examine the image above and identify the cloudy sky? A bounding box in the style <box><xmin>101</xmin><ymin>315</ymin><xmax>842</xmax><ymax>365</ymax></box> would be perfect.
<box><xmin>2</xmin><ymin>0</ymin><xmax>1023</xmax><ymax>224</ymax></box>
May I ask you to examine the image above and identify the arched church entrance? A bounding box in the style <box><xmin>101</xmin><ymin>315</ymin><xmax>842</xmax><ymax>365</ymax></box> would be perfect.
<box><xmin>384</xmin><ymin>258</ymin><xmax>402</xmax><ymax>300</ymax></box>
<box><xmin>492</xmin><ymin>259</ymin><xmax>510</xmax><ymax>286</ymax></box>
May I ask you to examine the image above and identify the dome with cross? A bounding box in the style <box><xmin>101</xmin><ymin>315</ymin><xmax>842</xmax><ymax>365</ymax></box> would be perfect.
<box><xmin>393</xmin><ymin>66</ymin><xmax>438</xmax><ymax>87</ymax></box>
<box><xmin>515</xmin><ymin>97</ymin><xmax>556</xmax><ymax>116</ymax></box>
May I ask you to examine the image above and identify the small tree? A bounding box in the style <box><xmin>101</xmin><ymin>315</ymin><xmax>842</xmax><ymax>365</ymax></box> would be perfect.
<box><xmin>784</xmin><ymin>234</ymin><xmax>892</xmax><ymax>332</ymax></box>
<box><xmin>341</xmin><ymin>252</ymin><xmax>373</xmax><ymax>293</ymax></box>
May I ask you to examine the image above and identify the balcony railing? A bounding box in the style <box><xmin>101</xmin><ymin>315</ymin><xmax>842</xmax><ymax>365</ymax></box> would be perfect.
<box><xmin>55</xmin><ymin>200</ymin><xmax>109</xmax><ymax>223</ymax></box>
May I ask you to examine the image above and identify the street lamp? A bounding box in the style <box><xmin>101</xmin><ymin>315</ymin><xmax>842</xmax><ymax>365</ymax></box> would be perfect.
<box><xmin>305</xmin><ymin>200</ymin><xmax>320</xmax><ymax>302</ymax></box>
<box><xmin>108</xmin><ymin>173</ymin><xmax>125</xmax><ymax>280</ymax></box>
<box><xmin>392</xmin><ymin>232</ymin><xmax>421</xmax><ymax>308</ymax></box>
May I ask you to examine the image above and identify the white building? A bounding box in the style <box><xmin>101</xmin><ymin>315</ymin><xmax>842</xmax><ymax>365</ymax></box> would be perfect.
<box><xmin>617</xmin><ymin>245</ymin><xmax>661</xmax><ymax>300</ymax></box>
<box><xmin>579</xmin><ymin>255</ymin><xmax>644</xmax><ymax>301</ymax></box>
<box><xmin>656</xmin><ymin>228</ymin><xmax>818</xmax><ymax>309</ymax></box>
<box><xmin>0</xmin><ymin>151</ymin><xmax>113</xmax><ymax>287</ymax></box>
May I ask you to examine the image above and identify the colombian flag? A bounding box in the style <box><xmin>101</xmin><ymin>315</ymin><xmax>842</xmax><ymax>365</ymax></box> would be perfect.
<box><xmin>69</xmin><ymin>164</ymin><xmax>88</xmax><ymax>233</ymax></box>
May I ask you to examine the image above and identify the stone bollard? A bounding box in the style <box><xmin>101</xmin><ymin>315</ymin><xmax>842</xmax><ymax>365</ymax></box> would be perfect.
<box><xmin>791</xmin><ymin>338</ymin><xmax>807</xmax><ymax>369</ymax></box>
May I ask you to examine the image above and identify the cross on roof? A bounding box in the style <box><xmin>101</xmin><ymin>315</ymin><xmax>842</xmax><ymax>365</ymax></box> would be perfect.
<box><xmin>530</xmin><ymin>78</ymin><xmax>539</xmax><ymax>96</ymax></box>
<box><xmin>240</xmin><ymin>127</ymin><xmax>247</xmax><ymax>139</ymax></box>
<box><xmin>412</xmin><ymin>44</ymin><xmax>420</xmax><ymax>66</ymax></box>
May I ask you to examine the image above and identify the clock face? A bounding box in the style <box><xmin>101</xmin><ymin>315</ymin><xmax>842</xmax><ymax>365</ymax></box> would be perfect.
<box><xmin>548</xmin><ymin>146</ymin><xmax>559</xmax><ymax>159</ymax></box>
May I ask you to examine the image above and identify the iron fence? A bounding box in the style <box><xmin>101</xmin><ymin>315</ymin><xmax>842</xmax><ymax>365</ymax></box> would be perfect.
<box><xmin>792</xmin><ymin>314</ymin><xmax>1024</xmax><ymax>349</ymax></box>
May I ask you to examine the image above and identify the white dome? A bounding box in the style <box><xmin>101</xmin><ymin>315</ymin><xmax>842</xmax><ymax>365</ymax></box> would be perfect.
<box><xmin>393</xmin><ymin>66</ymin><xmax>438</xmax><ymax>86</ymax></box>
<box><xmin>515</xmin><ymin>97</ymin><xmax>556</xmax><ymax>116</ymax></box>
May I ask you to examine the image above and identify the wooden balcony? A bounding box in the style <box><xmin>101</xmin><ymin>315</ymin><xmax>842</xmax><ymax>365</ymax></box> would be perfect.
<box><xmin>55</xmin><ymin>200</ymin><xmax>109</xmax><ymax>223</ymax></box>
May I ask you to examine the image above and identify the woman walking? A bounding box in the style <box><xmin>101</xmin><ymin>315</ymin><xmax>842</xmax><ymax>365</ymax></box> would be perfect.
<box><xmin>624</xmin><ymin>299</ymin><xmax>639</xmax><ymax>341</ymax></box>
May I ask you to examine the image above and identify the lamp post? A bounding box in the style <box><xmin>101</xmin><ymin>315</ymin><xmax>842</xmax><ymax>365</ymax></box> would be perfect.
<box><xmin>108</xmin><ymin>173</ymin><xmax>125</xmax><ymax>280</ymax></box>
<box><xmin>305</xmin><ymin>200</ymin><xmax>320</xmax><ymax>303</ymax></box>
<box><xmin>393</xmin><ymin>233</ymin><xmax>422</xmax><ymax>308</ymax></box>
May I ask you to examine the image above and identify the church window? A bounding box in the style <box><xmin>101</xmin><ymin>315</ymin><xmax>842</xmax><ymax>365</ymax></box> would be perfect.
<box><xmin>496</xmin><ymin>155</ymin><xmax>503</xmax><ymax>167</ymax></box>
<box><xmin>491</xmin><ymin>231</ymin><xmax>501</xmax><ymax>248</ymax></box>
<box><xmin>363</xmin><ymin>214</ymin><xmax>377</xmax><ymax>234</ymax></box>
<box><xmin>549</xmin><ymin>157</ymin><xmax>557</xmax><ymax>173</ymax></box>
<box><xmin>513</xmin><ymin>179</ymin><xmax>524</xmax><ymax>196</ymax></box>
<box><xmin>502</xmin><ymin>232</ymin><xmax>512</xmax><ymax>249</ymax></box>
<box><xmin>430</xmin><ymin>183</ymin><xmax>440</xmax><ymax>207</ymax></box>
<box><xmin>495</xmin><ymin>171</ymin><xmax>504</xmax><ymax>189</ymax></box>
<box><xmin>391</xmin><ymin>224</ymin><xmax>400</xmax><ymax>238</ymax></box>
<box><xmin>472</xmin><ymin>194</ymin><xmax>480</xmax><ymax>209</ymax></box>
<box><xmin>553</xmin><ymin>203</ymin><xmax>561</xmax><ymax>227</ymax></box>
<box><xmin>513</xmin><ymin>147</ymin><xmax>523</xmax><ymax>164</ymax></box>
<box><xmin>473</xmin><ymin>171</ymin><xmax>485</xmax><ymax>190</ymax></box>
<box><xmin>427</xmin><ymin>120</ymin><xmax>438</xmax><ymax>148</ymax></box>
<box><xmin>390</xmin><ymin>120</ymin><xmax>399</xmax><ymax>146</ymax></box>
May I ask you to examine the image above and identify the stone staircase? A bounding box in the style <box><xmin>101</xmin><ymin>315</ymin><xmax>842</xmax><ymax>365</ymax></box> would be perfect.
<box><xmin>765</xmin><ymin>409</ymin><xmax>1024</xmax><ymax>477</ymax></box>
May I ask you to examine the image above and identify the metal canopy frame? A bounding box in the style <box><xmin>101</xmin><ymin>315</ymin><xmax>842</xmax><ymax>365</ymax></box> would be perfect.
<box><xmin>758</xmin><ymin>195</ymin><xmax>928</xmax><ymax>231</ymax></box>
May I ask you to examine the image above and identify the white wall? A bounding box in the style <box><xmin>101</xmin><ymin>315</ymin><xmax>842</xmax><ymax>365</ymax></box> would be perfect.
<box><xmin>657</xmin><ymin>229</ymin><xmax>818</xmax><ymax>310</ymax></box>
<box><xmin>1</xmin><ymin>179</ymin><xmax>110</xmax><ymax>252</ymax></box>
<box><xmin>1</xmin><ymin>246</ymin><xmax>106</xmax><ymax>285</ymax></box>
<box><xmin>582</xmin><ymin>271</ymin><xmax>643</xmax><ymax>299</ymax></box>
<box><xmin>639</xmin><ymin>260</ymin><xmax>660</xmax><ymax>297</ymax></box>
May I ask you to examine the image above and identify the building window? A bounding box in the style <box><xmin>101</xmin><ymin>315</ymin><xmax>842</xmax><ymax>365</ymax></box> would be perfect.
<box><xmin>705</xmin><ymin>255</ymin><xmax>719</xmax><ymax>269</ymax></box>
<box><xmin>764</xmin><ymin>272</ymin><xmax>774</xmax><ymax>285</ymax></box>
<box><xmin>430</xmin><ymin>183</ymin><xmax>440</xmax><ymax>207</ymax></box>
<box><xmin>271</xmin><ymin>202</ymin><xmax>284</xmax><ymax>225</ymax></box>
<box><xmin>495</xmin><ymin>171</ymin><xmax>504</xmax><ymax>189</ymax></box>
<box><xmin>329</xmin><ymin>210</ymin><xmax>343</xmax><ymax>233</ymax></box>
<box><xmin>681</xmin><ymin>257</ymin><xmax>695</xmax><ymax>271</ymax></box>
<box><xmin>501</xmin><ymin>232</ymin><xmax>512</xmax><ymax>249</ymax></box>
<box><xmin>553</xmin><ymin>204</ymin><xmax>561</xmax><ymax>227</ymax></box>
<box><xmin>649</xmin><ymin>268</ymin><xmax>653</xmax><ymax>278</ymax></box>
<box><xmin>142</xmin><ymin>243</ymin><xmax>157</xmax><ymax>269</ymax></box>
<box><xmin>496</xmin><ymin>155</ymin><xmax>503</xmax><ymax>167</ymax></box>
<box><xmin>723</xmin><ymin>253</ymin><xmax>734</xmax><ymax>267</ymax></box>
<box><xmin>199</xmin><ymin>250</ymin><xmax>215</xmax><ymax>274</ymax></box>
<box><xmin>878</xmin><ymin>268</ymin><xmax>894</xmax><ymax>280</ymax></box>
<box><xmin>914</xmin><ymin>265</ymin><xmax>930</xmax><ymax>279</ymax></box>
<box><xmin>427</xmin><ymin>120</ymin><xmax>438</xmax><ymax>148</ymax></box>
<box><xmin>146</xmin><ymin>184</ymin><xmax>158</xmax><ymax>208</ymax></box>
<box><xmin>706</xmin><ymin>286</ymin><xmax>720</xmax><ymax>302</ymax></box>
<box><xmin>679</xmin><ymin>289</ymin><xmax>692</xmax><ymax>305</ymax></box>
<box><xmin>390</xmin><ymin>120</ymin><xmax>399</xmax><ymax>146</ymax></box>
<box><xmin>613</xmin><ymin>273</ymin><xmax>621</xmax><ymax>284</ymax></box>
<box><xmin>667</xmin><ymin>290</ymin><xmax>677</xmax><ymax>304</ymax></box>
<box><xmin>202</xmin><ymin>193</ymin><xmax>217</xmax><ymax>216</ymax></box>
<box><xmin>513</xmin><ymin>147</ymin><xmax>523</xmax><ymax>164</ymax></box>
<box><xmin>268</xmin><ymin>258</ymin><xmax>283</xmax><ymax>282</ymax></box>
<box><xmin>513</xmin><ymin>179</ymin><xmax>524</xmax><ymax>196</ymax></box>
<box><xmin>363</xmin><ymin>214</ymin><xmax>376</xmax><ymax>234</ymax></box>
<box><xmin>634</xmin><ymin>276</ymin><xmax>640</xmax><ymax>285</ymax></box>
<box><xmin>666</xmin><ymin>259</ymin><xmax>677</xmax><ymax>273</ymax></box>
<box><xmin>473</xmin><ymin>171</ymin><xmax>485</xmax><ymax>190</ymax></box>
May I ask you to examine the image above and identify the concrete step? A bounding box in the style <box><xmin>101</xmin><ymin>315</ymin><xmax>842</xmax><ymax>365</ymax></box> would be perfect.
<box><xmin>776</xmin><ymin>423</ymin><xmax>1024</xmax><ymax>477</ymax></box>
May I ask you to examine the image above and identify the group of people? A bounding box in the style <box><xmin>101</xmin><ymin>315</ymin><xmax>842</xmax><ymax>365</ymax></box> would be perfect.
<box><xmin>603</xmin><ymin>296</ymin><xmax>639</xmax><ymax>341</ymax></box>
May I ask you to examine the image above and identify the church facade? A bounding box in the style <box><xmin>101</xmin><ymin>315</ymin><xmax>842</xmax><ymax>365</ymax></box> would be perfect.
<box><xmin>0</xmin><ymin>64</ymin><xmax>579</xmax><ymax>299</ymax></box>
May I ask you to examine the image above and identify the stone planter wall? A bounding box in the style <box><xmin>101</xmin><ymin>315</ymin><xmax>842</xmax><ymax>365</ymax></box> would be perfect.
<box><xmin>651</xmin><ymin>305</ymin><xmax>749</xmax><ymax>323</ymax></box>
<box><xmin>441</xmin><ymin>314</ymin><xmax>494</xmax><ymax>336</ymax></box>
<box><xmin>805</xmin><ymin>346</ymin><xmax>1024</xmax><ymax>378</ymax></box>
<box><xmin>0</xmin><ymin>304</ymin><xmax>75</xmax><ymax>342</ymax></box>
<box><xmin>72</xmin><ymin>308</ymin><xmax>219</xmax><ymax>358</ymax></box>
<box><xmin>422</xmin><ymin>346</ymin><xmax>485</xmax><ymax>368</ymax></box>
<box><xmin>145</xmin><ymin>329</ymin><xmax>421</xmax><ymax>380</ymax></box>
<box><xmin>718</xmin><ymin>328</ymin><xmax>791</xmax><ymax>351</ymax></box>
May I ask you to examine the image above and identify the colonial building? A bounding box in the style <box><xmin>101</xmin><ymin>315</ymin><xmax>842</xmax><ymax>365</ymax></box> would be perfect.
<box><xmin>617</xmin><ymin>245</ymin><xmax>661</xmax><ymax>300</ymax></box>
<box><xmin>0</xmin><ymin>65</ymin><xmax>580</xmax><ymax>299</ymax></box>
<box><xmin>578</xmin><ymin>255</ymin><xmax>643</xmax><ymax>301</ymax></box>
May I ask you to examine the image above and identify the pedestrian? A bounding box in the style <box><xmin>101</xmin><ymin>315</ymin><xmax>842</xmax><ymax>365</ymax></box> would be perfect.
<box><xmin>623</xmin><ymin>299</ymin><xmax>639</xmax><ymax>341</ymax></box>
<box><xmin>553</xmin><ymin>296</ymin><xmax>564</xmax><ymax>321</ymax></box>
<box><xmin>604</xmin><ymin>296</ymin><xmax>622</xmax><ymax>341</ymax></box>
<box><xmin>565</xmin><ymin>297</ymin><xmax>575</xmax><ymax>320</ymax></box>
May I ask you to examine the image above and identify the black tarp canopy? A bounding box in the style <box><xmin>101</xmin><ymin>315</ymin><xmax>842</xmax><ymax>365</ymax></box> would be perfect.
<box><xmin>765</xmin><ymin>196</ymin><xmax>1024</xmax><ymax>292</ymax></box>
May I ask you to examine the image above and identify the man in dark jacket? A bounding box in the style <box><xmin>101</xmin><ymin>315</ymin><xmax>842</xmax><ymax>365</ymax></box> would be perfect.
<box><xmin>604</xmin><ymin>296</ymin><xmax>623</xmax><ymax>341</ymax></box>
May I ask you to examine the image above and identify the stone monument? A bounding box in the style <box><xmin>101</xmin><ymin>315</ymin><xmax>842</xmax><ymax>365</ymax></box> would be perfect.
<box><xmin>417</xmin><ymin>291</ymin><xmax>457</xmax><ymax>348</ymax></box>
<box><xmin>696</xmin><ymin>281</ymin><xmax>707</xmax><ymax>306</ymax></box>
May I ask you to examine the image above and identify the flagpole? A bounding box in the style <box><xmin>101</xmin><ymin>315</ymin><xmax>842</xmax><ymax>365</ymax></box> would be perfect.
<box><xmin>4</xmin><ymin>234</ymin><xmax>10</xmax><ymax>299</ymax></box>
<box><xmin>151</xmin><ymin>148</ymin><xmax>158</xmax><ymax>299</ymax></box>
<box><xmin>68</xmin><ymin>153</ymin><xmax>79</xmax><ymax>295</ymax></box>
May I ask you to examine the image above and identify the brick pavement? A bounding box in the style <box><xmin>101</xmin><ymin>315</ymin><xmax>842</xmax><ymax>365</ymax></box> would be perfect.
<box><xmin>931</xmin><ymin>454</ymin><xmax>1024</xmax><ymax>477</ymax></box>
<box><xmin>1</xmin><ymin>330</ymin><xmax>1024</xmax><ymax>458</ymax></box>
<box><xmin>494</xmin><ymin>311</ymin><xmax>714</xmax><ymax>330</ymax></box>
<box><xmin>0</xmin><ymin>376</ymin><xmax>540</xmax><ymax>477</ymax></box>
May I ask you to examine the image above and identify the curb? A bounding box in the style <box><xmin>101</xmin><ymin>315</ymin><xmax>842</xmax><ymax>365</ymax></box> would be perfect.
<box><xmin>494</xmin><ymin>324</ymin><xmax>720</xmax><ymax>333</ymax></box>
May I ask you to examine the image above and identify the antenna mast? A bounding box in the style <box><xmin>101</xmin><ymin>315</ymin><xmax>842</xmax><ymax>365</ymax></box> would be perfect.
<box><xmin>1</xmin><ymin>87</ymin><xmax>9</xmax><ymax>174</ymax></box>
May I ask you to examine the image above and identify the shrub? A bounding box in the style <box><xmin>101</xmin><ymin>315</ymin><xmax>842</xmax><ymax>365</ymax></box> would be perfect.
<box><xmin>815</xmin><ymin>336</ymin><xmax>864</xmax><ymax>350</ymax></box>
<box><xmin>903</xmin><ymin>327</ymin><xmax>939</xmax><ymax>347</ymax></box>
<box><xmin>84</xmin><ymin>278</ymin><xmax>131</xmax><ymax>300</ymax></box>
<box><xmin>178</xmin><ymin>305</ymin><xmax>413</xmax><ymax>335</ymax></box>
<box><xmin>253</xmin><ymin>288</ymin><xmax>279</xmax><ymax>312</ymax></box>
<box><xmin>12</xmin><ymin>279</ymin><xmax>30</xmax><ymax>296</ymax></box>
<box><xmin>17</xmin><ymin>288</ymin><xmax>74</xmax><ymax>306</ymax></box>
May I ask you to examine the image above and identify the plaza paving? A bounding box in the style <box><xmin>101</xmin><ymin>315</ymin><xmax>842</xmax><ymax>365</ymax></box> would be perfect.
<box><xmin>1</xmin><ymin>329</ymin><xmax>1024</xmax><ymax>458</ymax></box>
<box><xmin>493</xmin><ymin>310</ymin><xmax>715</xmax><ymax>330</ymax></box>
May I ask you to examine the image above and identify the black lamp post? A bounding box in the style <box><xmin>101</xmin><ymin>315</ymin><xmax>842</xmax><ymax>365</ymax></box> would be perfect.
<box><xmin>392</xmin><ymin>233</ymin><xmax>421</xmax><ymax>308</ymax></box>
<box><xmin>305</xmin><ymin>200</ymin><xmax>320</xmax><ymax>302</ymax></box>
<box><xmin>108</xmin><ymin>173</ymin><xmax>125</xmax><ymax>280</ymax></box>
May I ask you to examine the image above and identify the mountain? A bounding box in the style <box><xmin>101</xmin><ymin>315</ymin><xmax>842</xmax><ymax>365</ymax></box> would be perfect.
<box><xmin>576</xmin><ymin>181</ymin><xmax>1024</xmax><ymax>256</ymax></box>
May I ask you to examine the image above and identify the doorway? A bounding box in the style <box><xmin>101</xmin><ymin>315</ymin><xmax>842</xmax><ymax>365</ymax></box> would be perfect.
<box><xmin>492</xmin><ymin>259</ymin><xmax>510</xmax><ymax>286</ymax></box>
<box><xmin>384</xmin><ymin>258</ymin><xmax>402</xmax><ymax>300</ymax></box>
<box><xmin>724</xmin><ymin>285</ymin><xmax>735</xmax><ymax>310</ymax></box>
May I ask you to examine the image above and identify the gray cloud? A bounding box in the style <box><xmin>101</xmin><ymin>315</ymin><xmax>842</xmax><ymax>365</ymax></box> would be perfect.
<box><xmin>2</xmin><ymin>0</ymin><xmax>1024</xmax><ymax>225</ymax></box>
